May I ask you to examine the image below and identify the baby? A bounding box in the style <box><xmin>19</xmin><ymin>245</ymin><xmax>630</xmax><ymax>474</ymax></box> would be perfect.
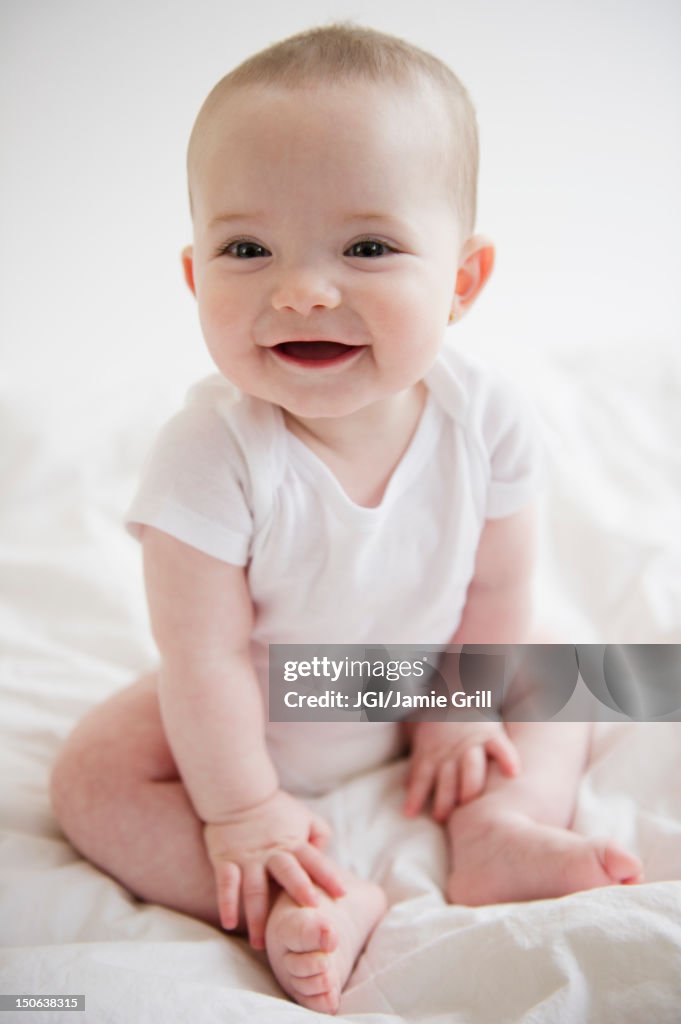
<box><xmin>50</xmin><ymin>23</ymin><xmax>643</xmax><ymax>1015</ymax></box>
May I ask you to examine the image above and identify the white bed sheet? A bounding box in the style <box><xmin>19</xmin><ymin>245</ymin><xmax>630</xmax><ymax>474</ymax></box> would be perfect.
<box><xmin>1</xmin><ymin>341</ymin><xmax>681</xmax><ymax>1023</ymax></box>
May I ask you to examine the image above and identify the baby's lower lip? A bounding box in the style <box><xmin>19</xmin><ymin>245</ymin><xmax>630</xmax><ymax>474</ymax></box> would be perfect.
<box><xmin>271</xmin><ymin>341</ymin><xmax>366</xmax><ymax>368</ymax></box>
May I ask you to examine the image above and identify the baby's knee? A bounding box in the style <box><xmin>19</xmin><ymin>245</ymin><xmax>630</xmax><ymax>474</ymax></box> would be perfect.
<box><xmin>50</xmin><ymin>679</ymin><xmax>171</xmax><ymax>836</ymax></box>
<box><xmin>50</xmin><ymin>710</ymin><xmax>132</xmax><ymax>838</ymax></box>
<box><xmin>50</xmin><ymin>728</ymin><xmax>105</xmax><ymax>836</ymax></box>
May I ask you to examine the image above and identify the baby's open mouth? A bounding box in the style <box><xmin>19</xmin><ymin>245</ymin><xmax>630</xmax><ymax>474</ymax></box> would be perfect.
<box><xmin>276</xmin><ymin>341</ymin><xmax>356</xmax><ymax>360</ymax></box>
<box><xmin>273</xmin><ymin>341</ymin><xmax>365</xmax><ymax>366</ymax></box>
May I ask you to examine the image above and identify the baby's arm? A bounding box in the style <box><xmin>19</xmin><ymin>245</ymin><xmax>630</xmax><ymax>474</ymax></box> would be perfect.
<box><xmin>404</xmin><ymin>504</ymin><xmax>536</xmax><ymax>821</ymax></box>
<box><xmin>142</xmin><ymin>526</ymin><xmax>344</xmax><ymax>947</ymax></box>
<box><xmin>447</xmin><ymin>504</ymin><xmax>537</xmax><ymax>644</ymax></box>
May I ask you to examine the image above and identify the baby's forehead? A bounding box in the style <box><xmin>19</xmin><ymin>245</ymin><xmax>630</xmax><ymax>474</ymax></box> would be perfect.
<box><xmin>189</xmin><ymin>78</ymin><xmax>450</xmax><ymax>193</ymax></box>
<box><xmin>194</xmin><ymin>76</ymin><xmax>446</xmax><ymax>148</ymax></box>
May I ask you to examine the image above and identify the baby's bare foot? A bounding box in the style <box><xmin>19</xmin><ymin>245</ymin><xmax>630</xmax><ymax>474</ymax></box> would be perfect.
<box><xmin>446</xmin><ymin>809</ymin><xmax>644</xmax><ymax>906</ymax></box>
<box><xmin>265</xmin><ymin>874</ymin><xmax>386</xmax><ymax>1014</ymax></box>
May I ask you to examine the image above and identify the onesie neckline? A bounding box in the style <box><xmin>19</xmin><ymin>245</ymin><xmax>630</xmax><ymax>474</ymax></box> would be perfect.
<box><xmin>279</xmin><ymin>390</ymin><xmax>443</xmax><ymax>522</ymax></box>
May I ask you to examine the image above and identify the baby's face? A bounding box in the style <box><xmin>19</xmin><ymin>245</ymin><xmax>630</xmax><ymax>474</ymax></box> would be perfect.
<box><xmin>186</xmin><ymin>81</ymin><xmax>463</xmax><ymax>420</ymax></box>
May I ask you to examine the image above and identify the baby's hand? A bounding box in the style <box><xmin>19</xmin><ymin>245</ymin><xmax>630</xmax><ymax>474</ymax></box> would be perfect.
<box><xmin>203</xmin><ymin>789</ymin><xmax>345</xmax><ymax>950</ymax></box>
<box><xmin>403</xmin><ymin>721</ymin><xmax>521</xmax><ymax>822</ymax></box>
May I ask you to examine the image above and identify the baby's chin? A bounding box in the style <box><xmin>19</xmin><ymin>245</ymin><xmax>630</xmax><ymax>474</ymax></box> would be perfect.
<box><xmin>217</xmin><ymin>357</ymin><xmax>416</xmax><ymax>424</ymax></box>
<box><xmin>276</xmin><ymin>392</ymin><xmax>373</xmax><ymax>423</ymax></box>
<box><xmin>263</xmin><ymin>379</ymin><xmax>386</xmax><ymax>422</ymax></box>
<box><xmin>271</xmin><ymin>376</ymin><xmax>426</xmax><ymax>426</ymax></box>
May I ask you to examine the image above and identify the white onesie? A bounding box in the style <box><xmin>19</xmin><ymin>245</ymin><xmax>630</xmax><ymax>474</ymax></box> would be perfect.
<box><xmin>126</xmin><ymin>343</ymin><xmax>543</xmax><ymax>794</ymax></box>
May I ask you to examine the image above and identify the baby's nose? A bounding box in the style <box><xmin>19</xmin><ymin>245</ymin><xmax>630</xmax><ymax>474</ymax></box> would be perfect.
<box><xmin>270</xmin><ymin>264</ymin><xmax>341</xmax><ymax>315</ymax></box>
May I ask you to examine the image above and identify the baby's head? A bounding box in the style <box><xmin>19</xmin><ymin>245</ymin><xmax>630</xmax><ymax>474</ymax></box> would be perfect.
<box><xmin>188</xmin><ymin>23</ymin><xmax>479</xmax><ymax>240</ymax></box>
<box><xmin>182</xmin><ymin>24</ymin><xmax>494</xmax><ymax>420</ymax></box>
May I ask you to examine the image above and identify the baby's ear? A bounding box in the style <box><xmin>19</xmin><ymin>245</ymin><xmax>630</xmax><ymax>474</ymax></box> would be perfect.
<box><xmin>453</xmin><ymin>236</ymin><xmax>495</xmax><ymax>318</ymax></box>
<box><xmin>181</xmin><ymin>245</ymin><xmax>196</xmax><ymax>296</ymax></box>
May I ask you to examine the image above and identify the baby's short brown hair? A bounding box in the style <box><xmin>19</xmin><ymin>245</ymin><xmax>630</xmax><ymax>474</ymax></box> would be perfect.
<box><xmin>187</xmin><ymin>22</ymin><xmax>479</xmax><ymax>235</ymax></box>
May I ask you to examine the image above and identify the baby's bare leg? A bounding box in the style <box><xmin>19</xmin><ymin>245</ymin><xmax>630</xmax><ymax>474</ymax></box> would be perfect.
<box><xmin>51</xmin><ymin>675</ymin><xmax>383</xmax><ymax>1012</ymax></box>
<box><xmin>50</xmin><ymin>673</ymin><xmax>220</xmax><ymax>924</ymax></box>
<box><xmin>446</xmin><ymin>722</ymin><xmax>643</xmax><ymax>905</ymax></box>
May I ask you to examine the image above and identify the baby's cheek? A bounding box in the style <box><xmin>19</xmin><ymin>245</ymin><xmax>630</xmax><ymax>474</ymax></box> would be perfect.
<box><xmin>198</xmin><ymin>286</ymin><xmax>247</xmax><ymax>343</ymax></box>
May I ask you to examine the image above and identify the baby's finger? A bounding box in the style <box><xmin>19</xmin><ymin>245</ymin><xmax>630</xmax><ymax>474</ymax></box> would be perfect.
<box><xmin>458</xmin><ymin>744</ymin><xmax>486</xmax><ymax>804</ymax></box>
<box><xmin>432</xmin><ymin>760</ymin><xmax>458</xmax><ymax>822</ymax></box>
<box><xmin>485</xmin><ymin>735</ymin><xmax>521</xmax><ymax>777</ymax></box>
<box><xmin>214</xmin><ymin>859</ymin><xmax>241</xmax><ymax>931</ymax></box>
<box><xmin>267</xmin><ymin>849</ymin><xmax>320</xmax><ymax>907</ymax></box>
<box><xmin>308</xmin><ymin>815</ymin><xmax>332</xmax><ymax>851</ymax></box>
<box><xmin>403</xmin><ymin>758</ymin><xmax>436</xmax><ymax>817</ymax></box>
<box><xmin>242</xmin><ymin>862</ymin><xmax>269</xmax><ymax>950</ymax></box>
<box><xmin>296</xmin><ymin>842</ymin><xmax>346</xmax><ymax>899</ymax></box>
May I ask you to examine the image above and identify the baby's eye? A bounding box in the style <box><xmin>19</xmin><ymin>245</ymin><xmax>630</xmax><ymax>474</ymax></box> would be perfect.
<box><xmin>220</xmin><ymin>240</ymin><xmax>271</xmax><ymax>259</ymax></box>
<box><xmin>345</xmin><ymin>239</ymin><xmax>394</xmax><ymax>259</ymax></box>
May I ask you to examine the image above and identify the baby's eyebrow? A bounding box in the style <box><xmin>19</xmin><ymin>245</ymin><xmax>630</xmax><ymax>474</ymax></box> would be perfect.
<box><xmin>208</xmin><ymin>211</ymin><xmax>266</xmax><ymax>229</ymax></box>
<box><xmin>346</xmin><ymin>210</ymin><xmax>393</xmax><ymax>221</ymax></box>
<box><xmin>207</xmin><ymin>210</ymin><xmax>410</xmax><ymax>232</ymax></box>
<box><xmin>344</xmin><ymin>212</ymin><xmax>404</xmax><ymax>226</ymax></box>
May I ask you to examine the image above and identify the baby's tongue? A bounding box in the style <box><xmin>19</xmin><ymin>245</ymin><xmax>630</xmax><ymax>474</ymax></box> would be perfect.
<box><xmin>279</xmin><ymin>341</ymin><xmax>351</xmax><ymax>360</ymax></box>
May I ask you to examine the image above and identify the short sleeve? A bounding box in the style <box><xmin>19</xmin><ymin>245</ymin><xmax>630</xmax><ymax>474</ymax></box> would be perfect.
<box><xmin>125</xmin><ymin>390</ymin><xmax>253</xmax><ymax>566</ymax></box>
<box><xmin>478</xmin><ymin>371</ymin><xmax>545</xmax><ymax>519</ymax></box>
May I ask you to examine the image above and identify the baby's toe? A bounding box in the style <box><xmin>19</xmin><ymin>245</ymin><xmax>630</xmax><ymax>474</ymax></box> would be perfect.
<box><xmin>283</xmin><ymin>949</ymin><xmax>331</xmax><ymax>978</ymax></box>
<box><xmin>294</xmin><ymin>986</ymin><xmax>341</xmax><ymax>1015</ymax></box>
<box><xmin>289</xmin><ymin>969</ymin><xmax>335</xmax><ymax>998</ymax></box>
<box><xmin>284</xmin><ymin>908</ymin><xmax>338</xmax><ymax>954</ymax></box>
<box><xmin>599</xmin><ymin>842</ymin><xmax>644</xmax><ymax>884</ymax></box>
